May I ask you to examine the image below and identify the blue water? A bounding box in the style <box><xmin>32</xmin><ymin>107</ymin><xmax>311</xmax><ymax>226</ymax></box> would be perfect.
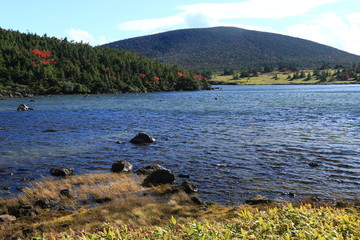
<box><xmin>1</xmin><ymin>85</ymin><xmax>360</xmax><ymax>204</ymax></box>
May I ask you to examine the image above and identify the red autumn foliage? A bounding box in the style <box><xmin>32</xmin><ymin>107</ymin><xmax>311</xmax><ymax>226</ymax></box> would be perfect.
<box><xmin>32</xmin><ymin>49</ymin><xmax>51</xmax><ymax>59</ymax></box>
<box><xmin>193</xmin><ymin>74</ymin><xmax>203</xmax><ymax>80</ymax></box>
<box><xmin>177</xmin><ymin>72</ymin><xmax>183</xmax><ymax>77</ymax></box>
<box><xmin>15</xmin><ymin>50</ymin><xmax>21</xmax><ymax>54</ymax></box>
<box><xmin>139</xmin><ymin>73</ymin><xmax>146</xmax><ymax>79</ymax></box>
<box><xmin>103</xmin><ymin>68</ymin><xmax>110</xmax><ymax>72</ymax></box>
<box><xmin>152</xmin><ymin>76</ymin><xmax>160</xmax><ymax>85</ymax></box>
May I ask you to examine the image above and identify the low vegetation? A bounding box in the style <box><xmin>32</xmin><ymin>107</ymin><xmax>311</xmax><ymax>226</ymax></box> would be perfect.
<box><xmin>1</xmin><ymin>172</ymin><xmax>360</xmax><ymax>239</ymax></box>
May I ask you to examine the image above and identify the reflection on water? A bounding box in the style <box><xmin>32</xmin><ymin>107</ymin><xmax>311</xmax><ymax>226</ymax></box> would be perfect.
<box><xmin>1</xmin><ymin>84</ymin><xmax>360</xmax><ymax>204</ymax></box>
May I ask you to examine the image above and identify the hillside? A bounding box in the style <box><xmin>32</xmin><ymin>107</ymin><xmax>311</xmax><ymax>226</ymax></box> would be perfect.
<box><xmin>0</xmin><ymin>28</ymin><xmax>210</xmax><ymax>97</ymax></box>
<box><xmin>104</xmin><ymin>27</ymin><xmax>360</xmax><ymax>71</ymax></box>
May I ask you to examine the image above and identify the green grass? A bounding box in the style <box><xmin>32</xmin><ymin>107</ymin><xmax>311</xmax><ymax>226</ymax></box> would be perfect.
<box><xmin>36</xmin><ymin>204</ymin><xmax>360</xmax><ymax>239</ymax></box>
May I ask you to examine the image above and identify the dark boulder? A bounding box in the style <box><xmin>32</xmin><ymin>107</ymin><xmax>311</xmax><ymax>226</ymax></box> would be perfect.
<box><xmin>191</xmin><ymin>196</ymin><xmax>205</xmax><ymax>205</ymax></box>
<box><xmin>17</xmin><ymin>104</ymin><xmax>34</xmax><ymax>111</ymax></box>
<box><xmin>130</xmin><ymin>132</ymin><xmax>156</xmax><ymax>144</ymax></box>
<box><xmin>50</xmin><ymin>167</ymin><xmax>74</xmax><ymax>176</ymax></box>
<box><xmin>93</xmin><ymin>196</ymin><xmax>112</xmax><ymax>204</ymax></box>
<box><xmin>9</xmin><ymin>205</ymin><xmax>37</xmax><ymax>217</ymax></box>
<box><xmin>59</xmin><ymin>189</ymin><xmax>73</xmax><ymax>198</ymax></box>
<box><xmin>245</xmin><ymin>195</ymin><xmax>272</xmax><ymax>205</ymax></box>
<box><xmin>34</xmin><ymin>198</ymin><xmax>60</xmax><ymax>209</ymax></box>
<box><xmin>136</xmin><ymin>164</ymin><xmax>169</xmax><ymax>175</ymax></box>
<box><xmin>111</xmin><ymin>160</ymin><xmax>133</xmax><ymax>173</ymax></box>
<box><xmin>142</xmin><ymin>169</ymin><xmax>175</xmax><ymax>187</ymax></box>
<box><xmin>181</xmin><ymin>181</ymin><xmax>198</xmax><ymax>194</ymax></box>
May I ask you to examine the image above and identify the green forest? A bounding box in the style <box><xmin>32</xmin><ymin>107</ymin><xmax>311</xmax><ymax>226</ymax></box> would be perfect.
<box><xmin>0</xmin><ymin>28</ymin><xmax>210</xmax><ymax>97</ymax></box>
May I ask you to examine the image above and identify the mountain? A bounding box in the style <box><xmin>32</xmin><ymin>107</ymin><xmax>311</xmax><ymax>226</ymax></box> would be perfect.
<box><xmin>103</xmin><ymin>27</ymin><xmax>360</xmax><ymax>71</ymax></box>
<box><xmin>0</xmin><ymin>28</ymin><xmax>210</xmax><ymax>97</ymax></box>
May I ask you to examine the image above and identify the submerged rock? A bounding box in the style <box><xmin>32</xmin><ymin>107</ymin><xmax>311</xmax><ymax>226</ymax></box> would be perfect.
<box><xmin>111</xmin><ymin>160</ymin><xmax>133</xmax><ymax>173</ymax></box>
<box><xmin>130</xmin><ymin>132</ymin><xmax>156</xmax><ymax>144</ymax></box>
<box><xmin>17</xmin><ymin>104</ymin><xmax>34</xmax><ymax>111</ymax></box>
<box><xmin>308</xmin><ymin>162</ymin><xmax>320</xmax><ymax>167</ymax></box>
<box><xmin>50</xmin><ymin>167</ymin><xmax>74</xmax><ymax>176</ymax></box>
<box><xmin>142</xmin><ymin>169</ymin><xmax>175</xmax><ymax>187</ymax></box>
<box><xmin>245</xmin><ymin>195</ymin><xmax>272</xmax><ymax>205</ymax></box>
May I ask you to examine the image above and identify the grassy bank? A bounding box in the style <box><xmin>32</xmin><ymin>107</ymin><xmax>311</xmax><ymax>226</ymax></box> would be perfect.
<box><xmin>1</xmin><ymin>172</ymin><xmax>360</xmax><ymax>239</ymax></box>
<box><xmin>211</xmin><ymin>70</ymin><xmax>358</xmax><ymax>85</ymax></box>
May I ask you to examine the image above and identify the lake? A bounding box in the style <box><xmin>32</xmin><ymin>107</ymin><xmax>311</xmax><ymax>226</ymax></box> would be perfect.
<box><xmin>1</xmin><ymin>84</ymin><xmax>360</xmax><ymax>204</ymax></box>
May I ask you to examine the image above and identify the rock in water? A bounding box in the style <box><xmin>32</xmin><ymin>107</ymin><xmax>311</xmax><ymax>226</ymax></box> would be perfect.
<box><xmin>142</xmin><ymin>169</ymin><xmax>175</xmax><ymax>187</ymax></box>
<box><xmin>136</xmin><ymin>164</ymin><xmax>169</xmax><ymax>175</ymax></box>
<box><xmin>50</xmin><ymin>167</ymin><xmax>74</xmax><ymax>176</ymax></box>
<box><xmin>130</xmin><ymin>132</ymin><xmax>156</xmax><ymax>144</ymax></box>
<box><xmin>111</xmin><ymin>160</ymin><xmax>133</xmax><ymax>173</ymax></box>
<box><xmin>181</xmin><ymin>181</ymin><xmax>198</xmax><ymax>194</ymax></box>
<box><xmin>17</xmin><ymin>104</ymin><xmax>34</xmax><ymax>111</ymax></box>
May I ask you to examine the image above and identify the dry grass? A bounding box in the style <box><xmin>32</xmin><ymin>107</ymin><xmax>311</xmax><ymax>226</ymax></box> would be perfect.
<box><xmin>0</xmin><ymin>172</ymin><xmax>200</xmax><ymax>239</ymax></box>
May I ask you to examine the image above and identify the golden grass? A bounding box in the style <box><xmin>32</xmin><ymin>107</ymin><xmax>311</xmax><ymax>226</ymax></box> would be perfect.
<box><xmin>2</xmin><ymin>172</ymin><xmax>360</xmax><ymax>239</ymax></box>
<box><xmin>211</xmin><ymin>71</ymin><xmax>357</xmax><ymax>85</ymax></box>
<box><xmin>0</xmin><ymin>172</ymin><xmax>198</xmax><ymax>239</ymax></box>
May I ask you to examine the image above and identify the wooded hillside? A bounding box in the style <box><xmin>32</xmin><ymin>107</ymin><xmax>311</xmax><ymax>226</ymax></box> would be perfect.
<box><xmin>0</xmin><ymin>28</ymin><xmax>210</xmax><ymax>97</ymax></box>
<box><xmin>104</xmin><ymin>27</ymin><xmax>360</xmax><ymax>71</ymax></box>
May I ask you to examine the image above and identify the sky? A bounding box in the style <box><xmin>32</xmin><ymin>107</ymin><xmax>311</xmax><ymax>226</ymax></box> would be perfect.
<box><xmin>1</xmin><ymin>0</ymin><xmax>360</xmax><ymax>55</ymax></box>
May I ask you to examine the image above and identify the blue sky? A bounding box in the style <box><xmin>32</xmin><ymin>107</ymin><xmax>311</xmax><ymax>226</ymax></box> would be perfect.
<box><xmin>1</xmin><ymin>0</ymin><xmax>360</xmax><ymax>55</ymax></box>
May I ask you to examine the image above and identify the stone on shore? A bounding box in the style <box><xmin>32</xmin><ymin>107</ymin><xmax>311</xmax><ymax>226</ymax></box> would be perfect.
<box><xmin>130</xmin><ymin>132</ymin><xmax>156</xmax><ymax>144</ymax></box>
<box><xmin>142</xmin><ymin>169</ymin><xmax>175</xmax><ymax>187</ymax></box>
<box><xmin>59</xmin><ymin>189</ymin><xmax>73</xmax><ymax>198</ymax></box>
<box><xmin>50</xmin><ymin>167</ymin><xmax>74</xmax><ymax>176</ymax></box>
<box><xmin>111</xmin><ymin>160</ymin><xmax>133</xmax><ymax>173</ymax></box>
<box><xmin>0</xmin><ymin>214</ymin><xmax>16</xmax><ymax>222</ymax></box>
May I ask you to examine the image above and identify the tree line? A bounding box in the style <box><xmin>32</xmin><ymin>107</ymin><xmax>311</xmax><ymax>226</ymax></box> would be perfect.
<box><xmin>0</xmin><ymin>28</ymin><xmax>210</xmax><ymax>96</ymax></box>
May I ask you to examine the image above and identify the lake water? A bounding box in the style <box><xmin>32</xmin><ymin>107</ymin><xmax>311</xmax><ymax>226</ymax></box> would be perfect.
<box><xmin>1</xmin><ymin>85</ymin><xmax>360</xmax><ymax>204</ymax></box>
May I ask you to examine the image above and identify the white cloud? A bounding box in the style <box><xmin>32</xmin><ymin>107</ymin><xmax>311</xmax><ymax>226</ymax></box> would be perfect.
<box><xmin>98</xmin><ymin>36</ymin><xmax>107</xmax><ymax>45</ymax></box>
<box><xmin>66</xmin><ymin>28</ymin><xmax>95</xmax><ymax>44</ymax></box>
<box><xmin>184</xmin><ymin>11</ymin><xmax>219</xmax><ymax>28</ymax></box>
<box><xmin>118</xmin><ymin>16</ymin><xmax>184</xmax><ymax>33</ymax></box>
<box><xmin>177</xmin><ymin>0</ymin><xmax>340</xmax><ymax>20</ymax></box>
<box><xmin>286</xmin><ymin>12</ymin><xmax>360</xmax><ymax>55</ymax></box>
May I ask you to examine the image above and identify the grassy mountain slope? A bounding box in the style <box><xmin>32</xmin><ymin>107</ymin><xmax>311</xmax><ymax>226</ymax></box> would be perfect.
<box><xmin>104</xmin><ymin>27</ymin><xmax>360</xmax><ymax>71</ymax></box>
<box><xmin>0</xmin><ymin>28</ymin><xmax>210</xmax><ymax>97</ymax></box>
